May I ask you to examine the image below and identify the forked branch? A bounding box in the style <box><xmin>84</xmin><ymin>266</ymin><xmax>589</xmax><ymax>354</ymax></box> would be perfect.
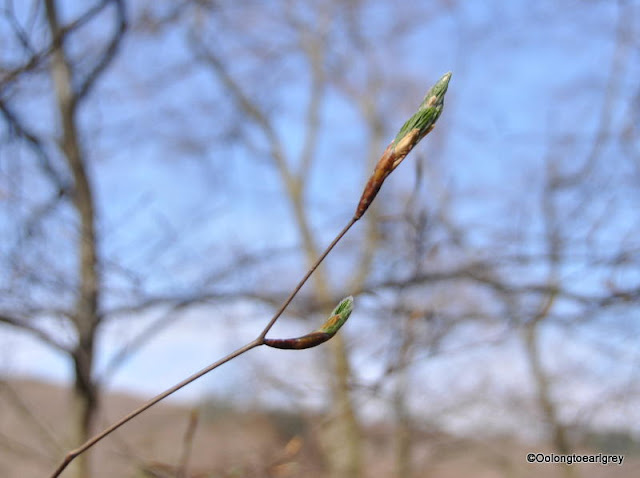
<box><xmin>49</xmin><ymin>72</ymin><xmax>451</xmax><ymax>478</ymax></box>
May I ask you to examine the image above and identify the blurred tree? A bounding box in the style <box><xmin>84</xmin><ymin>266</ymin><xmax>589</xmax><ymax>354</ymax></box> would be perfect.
<box><xmin>2</xmin><ymin>0</ymin><xmax>639</xmax><ymax>477</ymax></box>
<box><xmin>1</xmin><ymin>1</ymin><xmax>126</xmax><ymax>476</ymax></box>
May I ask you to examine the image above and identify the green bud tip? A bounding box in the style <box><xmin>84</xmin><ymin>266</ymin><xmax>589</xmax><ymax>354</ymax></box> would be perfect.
<box><xmin>318</xmin><ymin>296</ymin><xmax>354</xmax><ymax>336</ymax></box>
<box><xmin>392</xmin><ymin>71</ymin><xmax>452</xmax><ymax>146</ymax></box>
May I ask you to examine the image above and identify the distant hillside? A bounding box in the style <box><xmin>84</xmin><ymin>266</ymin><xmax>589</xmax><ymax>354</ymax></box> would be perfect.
<box><xmin>1</xmin><ymin>378</ymin><xmax>637</xmax><ymax>477</ymax></box>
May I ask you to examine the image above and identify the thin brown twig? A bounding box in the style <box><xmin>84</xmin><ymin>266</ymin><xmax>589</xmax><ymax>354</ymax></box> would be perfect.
<box><xmin>48</xmin><ymin>338</ymin><xmax>261</xmax><ymax>478</ymax></box>
<box><xmin>48</xmin><ymin>215</ymin><xmax>359</xmax><ymax>478</ymax></box>
<box><xmin>258</xmin><ymin>217</ymin><xmax>358</xmax><ymax>340</ymax></box>
<box><xmin>48</xmin><ymin>72</ymin><xmax>451</xmax><ymax>477</ymax></box>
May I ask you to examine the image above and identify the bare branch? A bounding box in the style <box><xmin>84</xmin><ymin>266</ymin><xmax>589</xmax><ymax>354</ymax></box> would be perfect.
<box><xmin>74</xmin><ymin>0</ymin><xmax>127</xmax><ymax>103</ymax></box>
<box><xmin>363</xmin><ymin>264</ymin><xmax>640</xmax><ymax>313</ymax></box>
<box><xmin>189</xmin><ymin>35</ymin><xmax>295</xmax><ymax>185</ymax></box>
<box><xmin>0</xmin><ymin>98</ymin><xmax>69</xmax><ymax>192</ymax></box>
<box><xmin>0</xmin><ymin>0</ymin><xmax>118</xmax><ymax>93</ymax></box>
<box><xmin>291</xmin><ymin>13</ymin><xmax>327</xmax><ymax>183</ymax></box>
<box><xmin>2</xmin><ymin>0</ymin><xmax>37</xmax><ymax>55</ymax></box>
<box><xmin>553</xmin><ymin>0</ymin><xmax>633</xmax><ymax>186</ymax></box>
<box><xmin>0</xmin><ymin>312</ymin><xmax>69</xmax><ymax>353</ymax></box>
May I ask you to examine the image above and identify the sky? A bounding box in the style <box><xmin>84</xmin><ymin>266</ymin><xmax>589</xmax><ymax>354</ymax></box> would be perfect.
<box><xmin>1</xmin><ymin>0</ymin><xmax>639</xmax><ymax>437</ymax></box>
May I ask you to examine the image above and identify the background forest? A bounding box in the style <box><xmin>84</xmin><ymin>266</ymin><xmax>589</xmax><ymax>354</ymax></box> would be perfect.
<box><xmin>1</xmin><ymin>1</ymin><xmax>639</xmax><ymax>477</ymax></box>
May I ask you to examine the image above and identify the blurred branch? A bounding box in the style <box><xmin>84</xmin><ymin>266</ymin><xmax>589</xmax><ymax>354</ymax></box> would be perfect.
<box><xmin>364</xmin><ymin>263</ymin><xmax>640</xmax><ymax>310</ymax></box>
<box><xmin>287</xmin><ymin>10</ymin><xmax>328</xmax><ymax>184</ymax></box>
<box><xmin>176</xmin><ymin>410</ymin><xmax>199</xmax><ymax>478</ymax></box>
<box><xmin>189</xmin><ymin>36</ymin><xmax>293</xmax><ymax>186</ymax></box>
<box><xmin>0</xmin><ymin>0</ymin><xmax>120</xmax><ymax>93</ymax></box>
<box><xmin>191</xmin><ymin>27</ymin><xmax>330</xmax><ymax>292</ymax></box>
<box><xmin>0</xmin><ymin>312</ymin><xmax>69</xmax><ymax>352</ymax></box>
<box><xmin>0</xmin><ymin>98</ymin><xmax>69</xmax><ymax>192</ymax></box>
<box><xmin>1</xmin><ymin>0</ymin><xmax>38</xmax><ymax>56</ymax></box>
<box><xmin>98</xmin><ymin>290</ymin><xmax>267</xmax><ymax>384</ymax></box>
<box><xmin>554</xmin><ymin>0</ymin><xmax>633</xmax><ymax>186</ymax></box>
<box><xmin>74</xmin><ymin>0</ymin><xmax>126</xmax><ymax>103</ymax></box>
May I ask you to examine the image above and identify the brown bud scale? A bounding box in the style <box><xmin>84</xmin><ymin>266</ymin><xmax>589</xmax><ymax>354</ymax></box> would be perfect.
<box><xmin>264</xmin><ymin>332</ymin><xmax>332</xmax><ymax>350</ymax></box>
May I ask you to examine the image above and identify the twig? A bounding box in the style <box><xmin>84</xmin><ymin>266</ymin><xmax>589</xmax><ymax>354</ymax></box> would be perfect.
<box><xmin>176</xmin><ymin>410</ymin><xmax>199</xmax><ymax>478</ymax></box>
<box><xmin>48</xmin><ymin>339</ymin><xmax>260</xmax><ymax>478</ymax></box>
<box><xmin>48</xmin><ymin>71</ymin><xmax>451</xmax><ymax>477</ymax></box>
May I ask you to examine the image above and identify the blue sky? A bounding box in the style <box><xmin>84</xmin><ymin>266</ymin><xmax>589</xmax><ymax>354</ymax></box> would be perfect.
<box><xmin>1</xmin><ymin>0</ymin><xmax>639</xmax><ymax>436</ymax></box>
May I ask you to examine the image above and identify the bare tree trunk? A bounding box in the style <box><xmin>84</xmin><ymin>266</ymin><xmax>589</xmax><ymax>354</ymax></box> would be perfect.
<box><xmin>45</xmin><ymin>1</ymin><xmax>101</xmax><ymax>476</ymax></box>
<box><xmin>521</xmin><ymin>156</ymin><xmax>579</xmax><ymax>478</ymax></box>
<box><xmin>523</xmin><ymin>315</ymin><xmax>577</xmax><ymax>478</ymax></box>
<box><xmin>392</xmin><ymin>349</ymin><xmax>412</xmax><ymax>478</ymax></box>
<box><xmin>321</xmin><ymin>334</ymin><xmax>362</xmax><ymax>478</ymax></box>
<box><xmin>289</xmin><ymin>184</ymin><xmax>363</xmax><ymax>478</ymax></box>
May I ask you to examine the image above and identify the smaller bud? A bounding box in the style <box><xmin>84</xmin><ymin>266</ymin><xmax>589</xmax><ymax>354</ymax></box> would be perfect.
<box><xmin>264</xmin><ymin>296</ymin><xmax>354</xmax><ymax>350</ymax></box>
